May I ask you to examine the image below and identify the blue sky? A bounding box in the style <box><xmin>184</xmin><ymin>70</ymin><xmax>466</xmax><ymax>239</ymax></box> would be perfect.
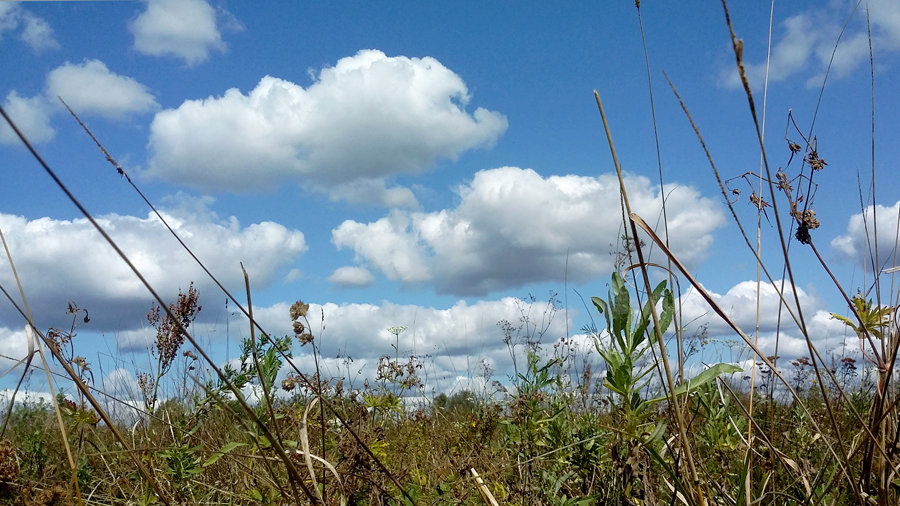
<box><xmin>2</xmin><ymin>0</ymin><xmax>900</xmax><ymax>400</ymax></box>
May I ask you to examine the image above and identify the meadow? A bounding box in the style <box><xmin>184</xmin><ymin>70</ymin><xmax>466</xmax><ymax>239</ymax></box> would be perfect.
<box><xmin>0</xmin><ymin>2</ymin><xmax>898</xmax><ymax>505</ymax></box>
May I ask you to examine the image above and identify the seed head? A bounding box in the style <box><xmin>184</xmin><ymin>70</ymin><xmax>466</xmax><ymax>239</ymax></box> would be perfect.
<box><xmin>290</xmin><ymin>301</ymin><xmax>309</xmax><ymax>320</ymax></box>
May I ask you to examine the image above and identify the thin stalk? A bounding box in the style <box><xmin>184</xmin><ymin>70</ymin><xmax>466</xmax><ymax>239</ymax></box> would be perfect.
<box><xmin>58</xmin><ymin>99</ymin><xmax>417</xmax><ymax>505</ymax></box>
<box><xmin>0</xmin><ymin>105</ymin><xmax>316</xmax><ymax>506</ymax></box>
<box><xmin>721</xmin><ymin>0</ymin><xmax>858</xmax><ymax>496</ymax></box>
<box><xmin>634</xmin><ymin>3</ymin><xmax>680</xmax><ymax>381</ymax></box>
<box><xmin>594</xmin><ymin>90</ymin><xmax>705</xmax><ymax>505</ymax></box>
<box><xmin>242</xmin><ymin>264</ymin><xmax>302</xmax><ymax>503</ymax></box>
<box><xmin>630</xmin><ymin>212</ymin><xmax>857</xmax><ymax>488</ymax></box>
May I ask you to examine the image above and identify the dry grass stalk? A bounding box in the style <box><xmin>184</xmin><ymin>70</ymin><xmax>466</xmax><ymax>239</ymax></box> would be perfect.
<box><xmin>470</xmin><ymin>468</ymin><xmax>499</xmax><ymax>506</ymax></box>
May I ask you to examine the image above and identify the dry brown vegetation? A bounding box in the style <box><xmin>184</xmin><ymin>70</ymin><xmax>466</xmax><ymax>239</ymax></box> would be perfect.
<box><xmin>1</xmin><ymin>1</ymin><xmax>899</xmax><ymax>504</ymax></box>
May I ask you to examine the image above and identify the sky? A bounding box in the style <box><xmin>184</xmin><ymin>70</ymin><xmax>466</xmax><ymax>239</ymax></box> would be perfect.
<box><xmin>2</xmin><ymin>0</ymin><xmax>900</xmax><ymax>403</ymax></box>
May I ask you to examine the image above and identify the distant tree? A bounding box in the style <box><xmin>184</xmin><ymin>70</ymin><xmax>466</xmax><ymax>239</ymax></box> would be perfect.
<box><xmin>433</xmin><ymin>389</ymin><xmax>476</xmax><ymax>414</ymax></box>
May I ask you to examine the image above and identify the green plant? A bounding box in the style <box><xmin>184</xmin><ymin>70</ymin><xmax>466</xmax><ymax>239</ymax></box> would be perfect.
<box><xmin>592</xmin><ymin>272</ymin><xmax>670</xmax><ymax>426</ymax></box>
<box><xmin>156</xmin><ymin>416</ymin><xmax>203</xmax><ymax>499</ymax></box>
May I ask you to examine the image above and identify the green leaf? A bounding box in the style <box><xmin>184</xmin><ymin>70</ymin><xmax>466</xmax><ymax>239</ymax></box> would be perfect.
<box><xmin>657</xmin><ymin>288</ymin><xmax>675</xmax><ymax>336</ymax></box>
<box><xmin>648</xmin><ymin>363</ymin><xmax>742</xmax><ymax>404</ymax></box>
<box><xmin>612</xmin><ymin>273</ymin><xmax>631</xmax><ymax>341</ymax></box>
<box><xmin>203</xmin><ymin>441</ymin><xmax>247</xmax><ymax>467</ymax></box>
<box><xmin>591</xmin><ymin>296</ymin><xmax>611</xmax><ymax>333</ymax></box>
<box><xmin>633</xmin><ymin>281</ymin><xmax>668</xmax><ymax>347</ymax></box>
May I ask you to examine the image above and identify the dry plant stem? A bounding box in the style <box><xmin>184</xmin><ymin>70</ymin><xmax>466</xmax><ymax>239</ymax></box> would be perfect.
<box><xmin>470</xmin><ymin>468</ymin><xmax>499</xmax><ymax>506</ymax></box>
<box><xmin>241</xmin><ymin>264</ymin><xmax>303</xmax><ymax>503</ymax></box>
<box><xmin>0</xmin><ymin>226</ymin><xmax>36</xmax><ymax>437</ymax></box>
<box><xmin>662</xmin><ymin>76</ymin><xmax>806</xmax><ymax>339</ymax></box>
<box><xmin>749</xmin><ymin>0</ymin><xmax>776</xmax><ymax>465</ymax></box>
<box><xmin>722</xmin><ymin>0</ymin><xmax>860</xmax><ymax>492</ymax></box>
<box><xmin>865</xmin><ymin>8</ymin><xmax>881</xmax><ymax>310</ymax></box>
<box><xmin>666</xmin><ymin>67</ymin><xmax>897</xmax><ymax>493</ymax></box>
<box><xmin>299</xmin><ymin>398</ymin><xmax>330</xmax><ymax>505</ymax></box>
<box><xmin>59</xmin><ymin>101</ymin><xmax>417</xmax><ymax>506</ymax></box>
<box><xmin>594</xmin><ymin>90</ymin><xmax>704</xmax><ymax>505</ymax></box>
<box><xmin>665</xmin><ymin>74</ymin><xmax>882</xmax><ymax>436</ymax></box>
<box><xmin>242</xmin><ymin>266</ymin><xmax>279</xmax><ymax>441</ymax></box>
<box><xmin>631</xmin><ymin>212</ymin><xmax>863</xmax><ymax>494</ymax></box>
<box><xmin>635</xmin><ymin>3</ymin><xmax>685</xmax><ymax>386</ymax></box>
<box><xmin>2</xmin><ymin>203</ymin><xmax>84</xmax><ymax>505</ymax></box>
<box><xmin>0</xmin><ymin>106</ymin><xmax>319</xmax><ymax>506</ymax></box>
<box><xmin>0</xmin><ymin>287</ymin><xmax>165</xmax><ymax>503</ymax></box>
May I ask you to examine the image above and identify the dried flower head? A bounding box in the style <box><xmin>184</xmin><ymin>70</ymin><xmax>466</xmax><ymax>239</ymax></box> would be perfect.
<box><xmin>794</xmin><ymin>209</ymin><xmax>820</xmax><ymax>229</ymax></box>
<box><xmin>290</xmin><ymin>301</ymin><xmax>309</xmax><ymax>320</ymax></box>
<box><xmin>281</xmin><ymin>375</ymin><xmax>299</xmax><ymax>391</ymax></box>
<box><xmin>805</xmin><ymin>150</ymin><xmax>827</xmax><ymax>171</ymax></box>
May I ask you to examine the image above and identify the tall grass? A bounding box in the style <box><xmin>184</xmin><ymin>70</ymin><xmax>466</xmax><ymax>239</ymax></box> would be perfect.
<box><xmin>0</xmin><ymin>1</ymin><xmax>898</xmax><ymax>504</ymax></box>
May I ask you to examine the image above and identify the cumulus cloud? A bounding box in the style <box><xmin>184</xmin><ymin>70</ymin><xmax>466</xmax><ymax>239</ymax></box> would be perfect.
<box><xmin>679</xmin><ymin>280</ymin><xmax>820</xmax><ymax>335</ymax></box>
<box><xmin>333</xmin><ymin>167</ymin><xmax>724</xmax><ymax>296</ymax></box>
<box><xmin>238</xmin><ymin>296</ymin><xmax>572</xmax><ymax>394</ymax></box>
<box><xmin>329</xmin><ymin>266</ymin><xmax>375</xmax><ymax>287</ymax></box>
<box><xmin>0</xmin><ymin>90</ymin><xmax>54</xmax><ymax>145</ymax></box>
<box><xmin>130</xmin><ymin>0</ymin><xmax>226</xmax><ymax>66</ymax></box>
<box><xmin>0</xmin><ymin>3</ymin><xmax>59</xmax><ymax>53</ymax></box>
<box><xmin>0</xmin><ymin>199</ymin><xmax>306</xmax><ymax>332</ymax></box>
<box><xmin>47</xmin><ymin>60</ymin><xmax>159</xmax><ymax>120</ymax></box>
<box><xmin>721</xmin><ymin>0</ymin><xmax>900</xmax><ymax>89</ymax></box>
<box><xmin>678</xmin><ymin>279</ymin><xmax>856</xmax><ymax>363</ymax></box>
<box><xmin>831</xmin><ymin>199</ymin><xmax>900</xmax><ymax>267</ymax></box>
<box><xmin>2</xmin><ymin>59</ymin><xmax>157</xmax><ymax>145</ymax></box>
<box><xmin>145</xmin><ymin>50</ymin><xmax>508</xmax><ymax>205</ymax></box>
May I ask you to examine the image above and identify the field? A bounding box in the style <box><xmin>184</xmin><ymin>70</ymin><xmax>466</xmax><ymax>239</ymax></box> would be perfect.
<box><xmin>1</xmin><ymin>2</ymin><xmax>899</xmax><ymax>505</ymax></box>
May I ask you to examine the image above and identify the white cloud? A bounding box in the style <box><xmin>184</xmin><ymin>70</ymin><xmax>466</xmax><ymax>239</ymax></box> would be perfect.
<box><xmin>333</xmin><ymin>211</ymin><xmax>432</xmax><ymax>284</ymax></box>
<box><xmin>144</xmin><ymin>50</ymin><xmax>508</xmax><ymax>204</ymax></box>
<box><xmin>101</xmin><ymin>368</ymin><xmax>139</xmax><ymax>399</ymax></box>
<box><xmin>329</xmin><ymin>266</ymin><xmax>375</xmax><ymax>287</ymax></box>
<box><xmin>677</xmin><ymin>279</ymin><xmax>859</xmax><ymax>366</ymax></box>
<box><xmin>20</xmin><ymin>9</ymin><xmax>58</xmax><ymax>52</ymax></box>
<box><xmin>0</xmin><ymin>327</ymin><xmax>32</xmax><ymax>375</ymax></box>
<box><xmin>2</xmin><ymin>59</ymin><xmax>157</xmax><ymax>145</ymax></box>
<box><xmin>327</xmin><ymin>178</ymin><xmax>420</xmax><ymax>209</ymax></box>
<box><xmin>237</xmin><ymin>296</ymin><xmax>572</xmax><ymax>394</ymax></box>
<box><xmin>721</xmin><ymin>1</ymin><xmax>900</xmax><ymax>89</ymax></box>
<box><xmin>722</xmin><ymin>14</ymin><xmax>819</xmax><ymax>89</ymax></box>
<box><xmin>333</xmin><ymin>167</ymin><xmax>724</xmax><ymax>296</ymax></box>
<box><xmin>0</xmin><ymin>389</ymin><xmax>54</xmax><ymax>406</ymax></box>
<box><xmin>831</xmin><ymin>199</ymin><xmax>900</xmax><ymax>267</ymax></box>
<box><xmin>0</xmin><ymin>199</ymin><xmax>307</xmax><ymax>332</ymax></box>
<box><xmin>678</xmin><ymin>279</ymin><xmax>820</xmax><ymax>336</ymax></box>
<box><xmin>46</xmin><ymin>60</ymin><xmax>159</xmax><ymax>120</ymax></box>
<box><xmin>0</xmin><ymin>90</ymin><xmax>54</xmax><ymax>145</ymax></box>
<box><xmin>130</xmin><ymin>0</ymin><xmax>226</xmax><ymax>66</ymax></box>
<box><xmin>0</xmin><ymin>3</ymin><xmax>59</xmax><ymax>53</ymax></box>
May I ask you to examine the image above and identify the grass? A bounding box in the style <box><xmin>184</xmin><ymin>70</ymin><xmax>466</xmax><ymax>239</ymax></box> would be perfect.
<box><xmin>1</xmin><ymin>1</ymin><xmax>900</xmax><ymax>504</ymax></box>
